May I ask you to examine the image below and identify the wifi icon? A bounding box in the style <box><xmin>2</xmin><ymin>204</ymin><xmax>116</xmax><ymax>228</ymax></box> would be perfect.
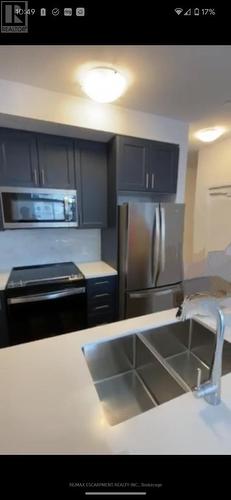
<box><xmin>174</xmin><ymin>7</ymin><xmax>183</xmax><ymax>15</ymax></box>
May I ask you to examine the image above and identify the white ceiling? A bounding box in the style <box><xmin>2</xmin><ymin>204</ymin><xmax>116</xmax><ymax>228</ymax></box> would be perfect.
<box><xmin>0</xmin><ymin>45</ymin><xmax>231</xmax><ymax>149</ymax></box>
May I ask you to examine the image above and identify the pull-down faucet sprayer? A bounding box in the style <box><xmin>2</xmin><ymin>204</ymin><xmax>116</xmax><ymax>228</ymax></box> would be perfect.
<box><xmin>176</xmin><ymin>292</ymin><xmax>231</xmax><ymax>405</ymax></box>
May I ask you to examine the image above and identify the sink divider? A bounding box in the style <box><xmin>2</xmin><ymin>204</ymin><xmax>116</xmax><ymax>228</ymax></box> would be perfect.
<box><xmin>137</xmin><ymin>332</ymin><xmax>191</xmax><ymax>393</ymax></box>
<box><xmin>188</xmin><ymin>319</ymin><xmax>193</xmax><ymax>351</ymax></box>
<box><xmin>134</xmin><ymin>370</ymin><xmax>159</xmax><ymax>407</ymax></box>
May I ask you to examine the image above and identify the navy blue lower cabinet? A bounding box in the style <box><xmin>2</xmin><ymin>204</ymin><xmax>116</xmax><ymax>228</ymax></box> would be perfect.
<box><xmin>86</xmin><ymin>275</ymin><xmax>118</xmax><ymax>327</ymax></box>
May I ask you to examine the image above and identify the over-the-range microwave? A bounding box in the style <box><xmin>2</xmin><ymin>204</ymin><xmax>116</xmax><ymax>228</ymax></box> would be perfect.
<box><xmin>0</xmin><ymin>187</ymin><xmax>78</xmax><ymax>229</ymax></box>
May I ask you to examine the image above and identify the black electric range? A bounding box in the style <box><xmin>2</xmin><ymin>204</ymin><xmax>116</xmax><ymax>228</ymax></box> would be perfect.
<box><xmin>6</xmin><ymin>262</ymin><xmax>87</xmax><ymax>346</ymax></box>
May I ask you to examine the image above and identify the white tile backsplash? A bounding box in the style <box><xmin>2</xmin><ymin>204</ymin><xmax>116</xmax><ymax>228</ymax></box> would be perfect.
<box><xmin>0</xmin><ymin>228</ymin><xmax>101</xmax><ymax>270</ymax></box>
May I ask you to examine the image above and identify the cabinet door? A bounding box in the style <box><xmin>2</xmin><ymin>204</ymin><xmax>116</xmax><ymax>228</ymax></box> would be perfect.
<box><xmin>75</xmin><ymin>141</ymin><xmax>107</xmax><ymax>228</ymax></box>
<box><xmin>0</xmin><ymin>128</ymin><xmax>39</xmax><ymax>187</ymax></box>
<box><xmin>149</xmin><ymin>142</ymin><xmax>179</xmax><ymax>193</ymax></box>
<box><xmin>38</xmin><ymin>134</ymin><xmax>75</xmax><ymax>188</ymax></box>
<box><xmin>117</xmin><ymin>136</ymin><xmax>149</xmax><ymax>191</ymax></box>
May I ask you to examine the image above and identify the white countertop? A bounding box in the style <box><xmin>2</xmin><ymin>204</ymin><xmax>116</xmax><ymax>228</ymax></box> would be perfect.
<box><xmin>0</xmin><ymin>261</ymin><xmax>117</xmax><ymax>290</ymax></box>
<box><xmin>77</xmin><ymin>261</ymin><xmax>117</xmax><ymax>279</ymax></box>
<box><xmin>1</xmin><ymin>308</ymin><xmax>231</xmax><ymax>455</ymax></box>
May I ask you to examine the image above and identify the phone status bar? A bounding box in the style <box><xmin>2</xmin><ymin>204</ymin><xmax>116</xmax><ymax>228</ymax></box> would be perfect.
<box><xmin>174</xmin><ymin>7</ymin><xmax>216</xmax><ymax>16</ymax></box>
<box><xmin>13</xmin><ymin>6</ymin><xmax>86</xmax><ymax>17</ymax></box>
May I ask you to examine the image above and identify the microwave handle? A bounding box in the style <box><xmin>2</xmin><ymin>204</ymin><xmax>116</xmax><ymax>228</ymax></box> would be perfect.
<box><xmin>64</xmin><ymin>197</ymin><xmax>73</xmax><ymax>221</ymax></box>
<box><xmin>64</xmin><ymin>194</ymin><xmax>79</xmax><ymax>225</ymax></box>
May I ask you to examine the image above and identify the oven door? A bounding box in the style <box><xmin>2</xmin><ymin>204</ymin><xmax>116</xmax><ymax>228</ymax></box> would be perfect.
<box><xmin>0</xmin><ymin>187</ymin><xmax>78</xmax><ymax>228</ymax></box>
<box><xmin>7</xmin><ymin>286</ymin><xmax>86</xmax><ymax>345</ymax></box>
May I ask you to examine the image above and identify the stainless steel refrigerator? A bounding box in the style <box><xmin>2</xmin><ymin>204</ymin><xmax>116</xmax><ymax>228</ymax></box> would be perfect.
<box><xmin>119</xmin><ymin>202</ymin><xmax>185</xmax><ymax>318</ymax></box>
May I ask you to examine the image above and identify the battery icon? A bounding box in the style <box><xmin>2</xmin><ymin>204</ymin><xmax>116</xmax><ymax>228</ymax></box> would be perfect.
<box><xmin>40</xmin><ymin>8</ymin><xmax>46</xmax><ymax>16</ymax></box>
<box><xmin>194</xmin><ymin>8</ymin><xmax>200</xmax><ymax>15</ymax></box>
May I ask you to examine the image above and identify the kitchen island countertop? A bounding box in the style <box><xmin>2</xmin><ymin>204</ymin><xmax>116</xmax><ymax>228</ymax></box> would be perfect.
<box><xmin>1</xmin><ymin>307</ymin><xmax>231</xmax><ymax>454</ymax></box>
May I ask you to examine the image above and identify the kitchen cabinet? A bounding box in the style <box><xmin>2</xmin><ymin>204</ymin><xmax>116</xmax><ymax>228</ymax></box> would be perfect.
<box><xmin>0</xmin><ymin>291</ymin><xmax>9</xmax><ymax>348</ymax></box>
<box><xmin>75</xmin><ymin>140</ymin><xmax>107</xmax><ymax>228</ymax></box>
<box><xmin>117</xmin><ymin>136</ymin><xmax>148</xmax><ymax>191</ymax></box>
<box><xmin>0</xmin><ymin>127</ymin><xmax>108</xmax><ymax>229</ymax></box>
<box><xmin>37</xmin><ymin>134</ymin><xmax>75</xmax><ymax>188</ymax></box>
<box><xmin>148</xmin><ymin>142</ymin><xmax>179</xmax><ymax>193</ymax></box>
<box><xmin>116</xmin><ymin>135</ymin><xmax>179</xmax><ymax>194</ymax></box>
<box><xmin>0</xmin><ymin>128</ymin><xmax>75</xmax><ymax>189</ymax></box>
<box><xmin>87</xmin><ymin>275</ymin><xmax>117</xmax><ymax>327</ymax></box>
<box><xmin>0</xmin><ymin>128</ymin><xmax>39</xmax><ymax>187</ymax></box>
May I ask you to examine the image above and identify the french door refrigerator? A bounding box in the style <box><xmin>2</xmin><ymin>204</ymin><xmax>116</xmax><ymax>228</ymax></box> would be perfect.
<box><xmin>119</xmin><ymin>202</ymin><xmax>185</xmax><ymax>318</ymax></box>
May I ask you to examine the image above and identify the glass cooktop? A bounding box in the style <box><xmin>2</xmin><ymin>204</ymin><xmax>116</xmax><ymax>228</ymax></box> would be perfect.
<box><xmin>7</xmin><ymin>262</ymin><xmax>83</xmax><ymax>288</ymax></box>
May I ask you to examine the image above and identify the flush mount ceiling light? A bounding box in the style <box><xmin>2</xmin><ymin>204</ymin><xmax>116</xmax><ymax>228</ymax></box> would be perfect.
<box><xmin>80</xmin><ymin>67</ymin><xmax>127</xmax><ymax>103</ymax></box>
<box><xmin>195</xmin><ymin>127</ymin><xmax>225</xmax><ymax>143</ymax></box>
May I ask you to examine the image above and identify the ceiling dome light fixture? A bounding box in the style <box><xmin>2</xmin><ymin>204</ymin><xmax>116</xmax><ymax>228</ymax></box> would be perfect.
<box><xmin>81</xmin><ymin>67</ymin><xmax>127</xmax><ymax>103</ymax></box>
<box><xmin>195</xmin><ymin>127</ymin><xmax>225</xmax><ymax>143</ymax></box>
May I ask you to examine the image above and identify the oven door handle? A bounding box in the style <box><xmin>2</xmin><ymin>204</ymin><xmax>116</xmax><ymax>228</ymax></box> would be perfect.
<box><xmin>7</xmin><ymin>287</ymin><xmax>86</xmax><ymax>305</ymax></box>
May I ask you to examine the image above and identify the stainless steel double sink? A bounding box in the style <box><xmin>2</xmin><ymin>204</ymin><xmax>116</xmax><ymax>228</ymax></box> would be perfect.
<box><xmin>82</xmin><ymin>319</ymin><xmax>231</xmax><ymax>426</ymax></box>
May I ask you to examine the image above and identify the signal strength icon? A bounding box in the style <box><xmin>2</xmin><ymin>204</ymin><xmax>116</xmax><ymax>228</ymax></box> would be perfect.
<box><xmin>174</xmin><ymin>7</ymin><xmax>183</xmax><ymax>15</ymax></box>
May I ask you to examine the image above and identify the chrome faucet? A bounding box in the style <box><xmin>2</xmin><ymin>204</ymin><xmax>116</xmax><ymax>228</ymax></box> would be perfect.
<box><xmin>176</xmin><ymin>292</ymin><xmax>231</xmax><ymax>405</ymax></box>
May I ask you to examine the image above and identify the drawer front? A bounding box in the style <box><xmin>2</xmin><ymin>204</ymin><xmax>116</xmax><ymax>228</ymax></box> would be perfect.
<box><xmin>87</xmin><ymin>276</ymin><xmax>116</xmax><ymax>297</ymax></box>
<box><xmin>88</xmin><ymin>293</ymin><xmax>114</xmax><ymax>309</ymax></box>
<box><xmin>88</xmin><ymin>301</ymin><xmax>114</xmax><ymax>315</ymax></box>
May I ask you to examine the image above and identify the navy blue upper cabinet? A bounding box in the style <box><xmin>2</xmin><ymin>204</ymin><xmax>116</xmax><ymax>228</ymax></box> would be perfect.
<box><xmin>75</xmin><ymin>140</ymin><xmax>107</xmax><ymax>228</ymax></box>
<box><xmin>148</xmin><ymin>142</ymin><xmax>179</xmax><ymax>193</ymax></box>
<box><xmin>117</xmin><ymin>136</ymin><xmax>149</xmax><ymax>191</ymax></box>
<box><xmin>116</xmin><ymin>135</ymin><xmax>179</xmax><ymax>194</ymax></box>
<box><xmin>0</xmin><ymin>129</ymin><xmax>75</xmax><ymax>189</ymax></box>
<box><xmin>0</xmin><ymin>128</ymin><xmax>39</xmax><ymax>187</ymax></box>
<box><xmin>37</xmin><ymin>134</ymin><xmax>75</xmax><ymax>189</ymax></box>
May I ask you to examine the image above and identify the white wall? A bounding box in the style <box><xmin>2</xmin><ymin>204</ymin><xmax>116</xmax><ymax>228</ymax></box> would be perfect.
<box><xmin>0</xmin><ymin>79</ymin><xmax>189</xmax><ymax>203</ymax></box>
<box><xmin>0</xmin><ymin>229</ymin><xmax>101</xmax><ymax>271</ymax></box>
<box><xmin>190</xmin><ymin>136</ymin><xmax>231</xmax><ymax>280</ymax></box>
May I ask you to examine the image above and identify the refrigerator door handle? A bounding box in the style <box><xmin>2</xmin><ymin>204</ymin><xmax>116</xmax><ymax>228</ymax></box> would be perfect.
<box><xmin>128</xmin><ymin>292</ymin><xmax>145</xmax><ymax>299</ymax></box>
<box><xmin>160</xmin><ymin>206</ymin><xmax>166</xmax><ymax>272</ymax></box>
<box><xmin>153</xmin><ymin>288</ymin><xmax>172</xmax><ymax>296</ymax></box>
<box><xmin>153</xmin><ymin>206</ymin><xmax>160</xmax><ymax>284</ymax></box>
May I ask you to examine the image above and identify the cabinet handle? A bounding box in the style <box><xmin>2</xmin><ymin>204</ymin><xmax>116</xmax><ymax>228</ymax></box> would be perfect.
<box><xmin>94</xmin><ymin>293</ymin><xmax>110</xmax><ymax>298</ymax></box>
<box><xmin>146</xmin><ymin>172</ymin><xmax>149</xmax><ymax>189</ymax></box>
<box><xmin>151</xmin><ymin>173</ymin><xmax>155</xmax><ymax>189</ymax></box>
<box><xmin>41</xmin><ymin>169</ymin><xmax>45</xmax><ymax>185</ymax></box>
<box><xmin>94</xmin><ymin>304</ymin><xmax>110</xmax><ymax>311</ymax></box>
<box><xmin>34</xmin><ymin>169</ymin><xmax>38</xmax><ymax>185</ymax></box>
<box><xmin>94</xmin><ymin>280</ymin><xmax>109</xmax><ymax>286</ymax></box>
